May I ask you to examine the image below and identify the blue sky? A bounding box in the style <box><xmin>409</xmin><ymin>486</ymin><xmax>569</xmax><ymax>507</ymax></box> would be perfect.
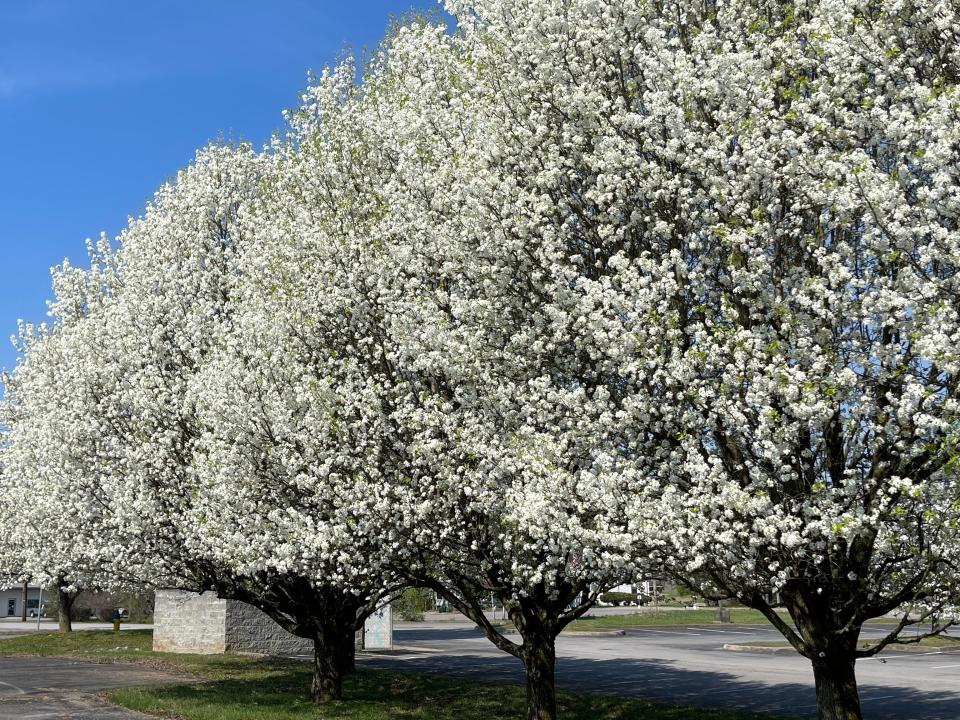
<box><xmin>0</xmin><ymin>0</ymin><xmax>436</xmax><ymax>372</ymax></box>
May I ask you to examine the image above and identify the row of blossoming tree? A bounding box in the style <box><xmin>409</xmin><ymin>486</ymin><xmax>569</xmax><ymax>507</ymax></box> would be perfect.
<box><xmin>2</xmin><ymin>1</ymin><xmax>959</xmax><ymax>719</ymax></box>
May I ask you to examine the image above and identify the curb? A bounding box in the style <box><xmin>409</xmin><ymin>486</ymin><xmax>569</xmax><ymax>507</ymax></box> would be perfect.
<box><xmin>471</xmin><ymin>625</ymin><xmax>625</xmax><ymax>638</ymax></box>
<box><xmin>723</xmin><ymin>643</ymin><xmax>795</xmax><ymax>654</ymax></box>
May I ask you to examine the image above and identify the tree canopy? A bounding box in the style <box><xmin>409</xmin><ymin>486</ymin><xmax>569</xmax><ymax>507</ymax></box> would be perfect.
<box><xmin>2</xmin><ymin>1</ymin><xmax>958</xmax><ymax>719</ymax></box>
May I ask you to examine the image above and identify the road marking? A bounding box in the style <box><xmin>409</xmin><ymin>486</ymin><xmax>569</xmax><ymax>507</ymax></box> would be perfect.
<box><xmin>687</xmin><ymin>627</ymin><xmax>756</xmax><ymax>635</ymax></box>
<box><xmin>930</xmin><ymin>664</ymin><xmax>960</xmax><ymax>670</ymax></box>
<box><xmin>0</xmin><ymin>680</ymin><xmax>25</xmax><ymax>694</ymax></box>
<box><xmin>871</xmin><ymin>650</ymin><xmax>960</xmax><ymax>661</ymax></box>
<box><xmin>635</xmin><ymin>628</ymin><xmax>703</xmax><ymax>636</ymax></box>
<box><xmin>390</xmin><ymin>644</ymin><xmax>446</xmax><ymax>654</ymax></box>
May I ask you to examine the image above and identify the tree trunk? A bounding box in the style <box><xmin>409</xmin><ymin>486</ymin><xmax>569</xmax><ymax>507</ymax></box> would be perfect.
<box><xmin>521</xmin><ymin>632</ymin><xmax>557</xmax><ymax>720</ymax></box>
<box><xmin>811</xmin><ymin>654</ymin><xmax>862</xmax><ymax>720</ymax></box>
<box><xmin>335</xmin><ymin>627</ymin><xmax>356</xmax><ymax>674</ymax></box>
<box><xmin>310</xmin><ymin>632</ymin><xmax>342</xmax><ymax>703</ymax></box>
<box><xmin>231</xmin><ymin>578</ymin><xmax>369</xmax><ymax>701</ymax></box>
<box><xmin>57</xmin><ymin>586</ymin><xmax>74</xmax><ymax>633</ymax></box>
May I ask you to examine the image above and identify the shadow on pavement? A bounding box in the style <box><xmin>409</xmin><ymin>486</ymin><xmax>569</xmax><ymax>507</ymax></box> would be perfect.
<box><xmin>359</xmin><ymin>650</ymin><xmax>960</xmax><ymax>720</ymax></box>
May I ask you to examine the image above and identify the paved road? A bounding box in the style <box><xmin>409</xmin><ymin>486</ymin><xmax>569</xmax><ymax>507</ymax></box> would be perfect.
<box><xmin>0</xmin><ymin>656</ymin><xmax>180</xmax><ymax>719</ymax></box>
<box><xmin>1</xmin><ymin>620</ymin><xmax>954</xmax><ymax>718</ymax></box>
<box><xmin>0</xmin><ymin>620</ymin><xmax>153</xmax><ymax>637</ymax></box>
<box><xmin>359</xmin><ymin>622</ymin><xmax>960</xmax><ymax>719</ymax></box>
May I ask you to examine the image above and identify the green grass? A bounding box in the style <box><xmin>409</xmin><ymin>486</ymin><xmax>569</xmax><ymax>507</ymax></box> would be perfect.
<box><xmin>0</xmin><ymin>629</ymin><xmax>274</xmax><ymax>679</ymax></box>
<box><xmin>0</xmin><ymin>630</ymin><xmax>796</xmax><ymax>720</ymax></box>
<box><xmin>733</xmin><ymin>634</ymin><xmax>960</xmax><ymax>652</ymax></box>
<box><xmin>900</xmin><ymin>634</ymin><xmax>960</xmax><ymax>647</ymax></box>
<box><xmin>566</xmin><ymin>609</ymin><xmax>906</xmax><ymax>632</ymax></box>
<box><xmin>0</xmin><ymin>627</ymin><xmax>155</xmax><ymax>656</ymax></box>
<box><xmin>110</xmin><ymin>669</ymin><xmax>794</xmax><ymax>720</ymax></box>
<box><xmin>567</xmin><ymin>608</ymin><xmax>781</xmax><ymax>630</ymax></box>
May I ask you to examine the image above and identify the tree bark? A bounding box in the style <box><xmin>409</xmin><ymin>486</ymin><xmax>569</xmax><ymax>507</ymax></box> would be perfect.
<box><xmin>420</xmin><ymin>576</ymin><xmax>591</xmax><ymax>720</ymax></box>
<box><xmin>57</xmin><ymin>585</ymin><xmax>74</xmax><ymax>633</ymax></box>
<box><xmin>311</xmin><ymin>632</ymin><xmax>342</xmax><ymax>703</ymax></box>
<box><xmin>521</xmin><ymin>632</ymin><xmax>557</xmax><ymax>720</ymax></box>
<box><xmin>223</xmin><ymin>576</ymin><xmax>376</xmax><ymax>702</ymax></box>
<box><xmin>335</xmin><ymin>626</ymin><xmax>356</xmax><ymax>674</ymax></box>
<box><xmin>811</xmin><ymin>654</ymin><xmax>862</xmax><ymax>720</ymax></box>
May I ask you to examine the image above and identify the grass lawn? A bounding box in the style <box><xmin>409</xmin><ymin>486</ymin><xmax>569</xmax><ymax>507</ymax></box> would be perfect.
<box><xmin>566</xmin><ymin>609</ymin><xmax>905</xmax><ymax>632</ymax></box>
<box><xmin>732</xmin><ymin>633</ymin><xmax>960</xmax><ymax>652</ymax></box>
<box><xmin>896</xmin><ymin>634</ymin><xmax>960</xmax><ymax>647</ymax></box>
<box><xmin>0</xmin><ymin>629</ymin><xmax>796</xmax><ymax>720</ymax></box>
<box><xmin>567</xmin><ymin>608</ymin><xmax>780</xmax><ymax>630</ymax></box>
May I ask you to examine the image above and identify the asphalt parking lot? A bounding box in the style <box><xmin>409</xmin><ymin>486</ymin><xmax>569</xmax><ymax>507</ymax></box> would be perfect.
<box><xmin>358</xmin><ymin>622</ymin><xmax>960</xmax><ymax>720</ymax></box>
<box><xmin>0</xmin><ymin>655</ymin><xmax>179</xmax><ymax>719</ymax></box>
<box><xmin>0</xmin><ymin>620</ymin><xmax>956</xmax><ymax>718</ymax></box>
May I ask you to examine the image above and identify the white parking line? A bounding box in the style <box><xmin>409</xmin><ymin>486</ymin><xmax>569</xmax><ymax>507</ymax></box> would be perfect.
<box><xmin>687</xmin><ymin>627</ymin><xmax>756</xmax><ymax>635</ymax></box>
<box><xmin>872</xmin><ymin>650</ymin><xmax>960</xmax><ymax>661</ymax></box>
<box><xmin>0</xmin><ymin>680</ymin><xmax>25</xmax><ymax>694</ymax></box>
<box><xmin>930</xmin><ymin>664</ymin><xmax>960</xmax><ymax>670</ymax></box>
<box><xmin>635</xmin><ymin>628</ymin><xmax>704</xmax><ymax>636</ymax></box>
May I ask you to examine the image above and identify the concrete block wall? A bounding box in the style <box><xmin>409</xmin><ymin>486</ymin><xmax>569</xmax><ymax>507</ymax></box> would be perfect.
<box><xmin>363</xmin><ymin>605</ymin><xmax>393</xmax><ymax>650</ymax></box>
<box><xmin>154</xmin><ymin>589</ymin><xmax>394</xmax><ymax>655</ymax></box>
<box><xmin>153</xmin><ymin>590</ymin><xmax>228</xmax><ymax>654</ymax></box>
<box><xmin>224</xmin><ymin>598</ymin><xmax>313</xmax><ymax>656</ymax></box>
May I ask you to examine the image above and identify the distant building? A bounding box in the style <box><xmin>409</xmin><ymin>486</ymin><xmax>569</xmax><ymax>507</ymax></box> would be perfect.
<box><xmin>0</xmin><ymin>584</ymin><xmax>42</xmax><ymax>618</ymax></box>
<box><xmin>605</xmin><ymin>578</ymin><xmax>664</xmax><ymax>598</ymax></box>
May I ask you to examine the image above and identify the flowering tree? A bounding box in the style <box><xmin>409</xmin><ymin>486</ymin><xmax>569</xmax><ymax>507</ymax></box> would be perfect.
<box><xmin>596</xmin><ymin>1</ymin><xmax>960</xmax><ymax>719</ymax></box>
<box><xmin>0</xmin><ymin>148</ymin><xmax>257</xmax><ymax>598</ymax></box>
<box><xmin>1</xmin><ymin>237</ymin><xmax>127</xmax><ymax>631</ymax></box>
<box><xmin>179</xmin><ymin>19</ymin><xmax>649</xmax><ymax>718</ymax></box>
<box><xmin>5</xmin><ymin>3</ymin><xmax>957</xmax><ymax>720</ymax></box>
<box><xmin>357</xmin><ymin>11</ymin><xmax>658</xmax><ymax>720</ymax></box>
<box><xmin>183</xmin><ymin>65</ymin><xmax>406</xmax><ymax>702</ymax></box>
<box><xmin>1</xmin><ymin>145</ymin><xmax>383</xmax><ymax>699</ymax></box>
<box><xmin>385</xmin><ymin>4</ymin><xmax>959</xmax><ymax>720</ymax></box>
<box><xmin>16</xmin><ymin>7</ymin><xmax>642</xmax><ymax>717</ymax></box>
<box><xmin>103</xmin><ymin>144</ymin><xmax>384</xmax><ymax>700</ymax></box>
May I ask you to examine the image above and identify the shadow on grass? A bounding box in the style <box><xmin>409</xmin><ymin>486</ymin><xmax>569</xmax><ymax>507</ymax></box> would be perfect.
<box><xmin>11</xmin><ymin>629</ymin><xmax>959</xmax><ymax>720</ymax></box>
<box><xmin>111</xmin><ymin>666</ymin><xmax>785</xmax><ymax>720</ymax></box>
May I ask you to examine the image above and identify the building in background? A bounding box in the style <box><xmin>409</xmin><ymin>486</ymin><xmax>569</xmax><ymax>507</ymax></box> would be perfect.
<box><xmin>0</xmin><ymin>584</ymin><xmax>42</xmax><ymax>618</ymax></box>
<box><xmin>604</xmin><ymin>578</ymin><xmax>665</xmax><ymax>600</ymax></box>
